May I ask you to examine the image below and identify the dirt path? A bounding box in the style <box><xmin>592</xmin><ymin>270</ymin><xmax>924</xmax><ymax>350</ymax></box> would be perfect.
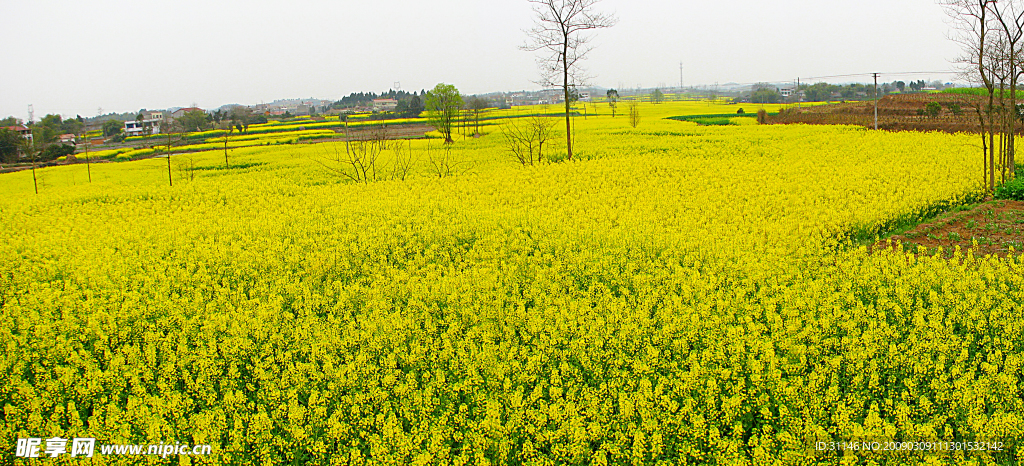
<box><xmin>874</xmin><ymin>199</ymin><xmax>1024</xmax><ymax>257</ymax></box>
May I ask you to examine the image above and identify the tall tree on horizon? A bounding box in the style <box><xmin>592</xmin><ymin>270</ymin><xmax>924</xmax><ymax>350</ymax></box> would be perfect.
<box><xmin>522</xmin><ymin>0</ymin><xmax>616</xmax><ymax>161</ymax></box>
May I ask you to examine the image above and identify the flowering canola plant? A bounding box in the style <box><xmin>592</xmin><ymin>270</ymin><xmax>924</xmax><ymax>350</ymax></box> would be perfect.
<box><xmin>0</xmin><ymin>102</ymin><xmax>1020</xmax><ymax>464</ymax></box>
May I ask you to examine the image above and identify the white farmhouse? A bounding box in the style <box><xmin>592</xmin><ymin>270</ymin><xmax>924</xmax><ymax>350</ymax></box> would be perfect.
<box><xmin>372</xmin><ymin>99</ymin><xmax>398</xmax><ymax>112</ymax></box>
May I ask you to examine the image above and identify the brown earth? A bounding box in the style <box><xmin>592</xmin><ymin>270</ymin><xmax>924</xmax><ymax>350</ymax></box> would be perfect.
<box><xmin>334</xmin><ymin>123</ymin><xmax>433</xmax><ymax>141</ymax></box>
<box><xmin>873</xmin><ymin>199</ymin><xmax>1024</xmax><ymax>258</ymax></box>
<box><xmin>769</xmin><ymin>94</ymin><xmax>990</xmax><ymax>133</ymax></box>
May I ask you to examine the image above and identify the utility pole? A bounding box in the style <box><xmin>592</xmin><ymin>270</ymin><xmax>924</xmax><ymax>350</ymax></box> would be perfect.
<box><xmin>872</xmin><ymin>72</ymin><xmax>879</xmax><ymax>130</ymax></box>
<box><xmin>84</xmin><ymin>132</ymin><xmax>91</xmax><ymax>182</ymax></box>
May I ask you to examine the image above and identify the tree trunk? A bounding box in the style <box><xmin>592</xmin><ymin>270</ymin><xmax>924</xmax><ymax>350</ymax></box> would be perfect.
<box><xmin>987</xmin><ymin>79</ymin><xmax>996</xmax><ymax>192</ymax></box>
<box><xmin>991</xmin><ymin>126</ymin><xmax>996</xmax><ymax>191</ymax></box>
<box><xmin>563</xmin><ymin>49</ymin><xmax>572</xmax><ymax>161</ymax></box>
<box><xmin>979</xmin><ymin>105</ymin><xmax>989</xmax><ymax>190</ymax></box>
<box><xmin>1011</xmin><ymin>68</ymin><xmax>1018</xmax><ymax>178</ymax></box>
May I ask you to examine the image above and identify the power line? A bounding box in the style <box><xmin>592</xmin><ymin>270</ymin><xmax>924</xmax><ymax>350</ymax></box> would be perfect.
<box><xmin>801</xmin><ymin>73</ymin><xmax>875</xmax><ymax>81</ymax></box>
<box><xmin>689</xmin><ymin>70</ymin><xmax>962</xmax><ymax>89</ymax></box>
<box><xmin>879</xmin><ymin>70</ymin><xmax>959</xmax><ymax>75</ymax></box>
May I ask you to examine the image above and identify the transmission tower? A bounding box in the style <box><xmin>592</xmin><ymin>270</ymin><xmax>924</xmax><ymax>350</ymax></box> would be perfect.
<box><xmin>28</xmin><ymin>104</ymin><xmax>34</xmax><ymax>124</ymax></box>
<box><xmin>679</xmin><ymin>62</ymin><xmax>683</xmax><ymax>90</ymax></box>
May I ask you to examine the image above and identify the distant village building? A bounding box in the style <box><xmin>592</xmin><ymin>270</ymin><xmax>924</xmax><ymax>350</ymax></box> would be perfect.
<box><xmin>124</xmin><ymin>120</ymin><xmax>160</xmax><ymax>137</ymax></box>
<box><xmin>780</xmin><ymin>87</ymin><xmax>794</xmax><ymax>97</ymax></box>
<box><xmin>143</xmin><ymin>110</ymin><xmax>164</xmax><ymax>122</ymax></box>
<box><xmin>125</xmin><ymin>112</ymin><xmax>166</xmax><ymax>136</ymax></box>
<box><xmin>2</xmin><ymin>125</ymin><xmax>32</xmax><ymax>142</ymax></box>
<box><xmin>170</xmin><ymin>107</ymin><xmax>202</xmax><ymax>120</ymax></box>
<box><xmin>372</xmin><ymin>99</ymin><xmax>398</xmax><ymax>112</ymax></box>
<box><xmin>58</xmin><ymin>134</ymin><xmax>77</xmax><ymax>145</ymax></box>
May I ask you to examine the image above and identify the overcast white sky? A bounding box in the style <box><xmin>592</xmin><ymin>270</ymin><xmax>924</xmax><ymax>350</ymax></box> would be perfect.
<box><xmin>1</xmin><ymin>0</ymin><xmax>962</xmax><ymax>120</ymax></box>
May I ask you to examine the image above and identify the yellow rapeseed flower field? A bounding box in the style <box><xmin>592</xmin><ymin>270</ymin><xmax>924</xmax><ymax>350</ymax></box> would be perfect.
<box><xmin>1</xmin><ymin>101</ymin><xmax>1019</xmax><ymax>464</ymax></box>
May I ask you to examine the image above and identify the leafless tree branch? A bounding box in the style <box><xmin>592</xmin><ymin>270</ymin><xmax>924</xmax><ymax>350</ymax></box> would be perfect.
<box><xmin>522</xmin><ymin>0</ymin><xmax>615</xmax><ymax>161</ymax></box>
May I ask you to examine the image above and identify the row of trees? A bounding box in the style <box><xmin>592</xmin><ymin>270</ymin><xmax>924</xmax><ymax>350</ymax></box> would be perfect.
<box><xmin>0</xmin><ymin>114</ymin><xmax>85</xmax><ymax>164</ymax></box>
<box><xmin>1</xmin><ymin>114</ymin><xmax>85</xmax><ymax>136</ymax></box>
<box><xmin>332</xmin><ymin>90</ymin><xmax>421</xmax><ymax>109</ymax></box>
<box><xmin>742</xmin><ymin>81</ymin><xmax>939</xmax><ymax>104</ymax></box>
<box><xmin>944</xmin><ymin>0</ymin><xmax>1023</xmax><ymax>190</ymax></box>
<box><xmin>802</xmin><ymin>81</ymin><xmax>931</xmax><ymax>101</ymax></box>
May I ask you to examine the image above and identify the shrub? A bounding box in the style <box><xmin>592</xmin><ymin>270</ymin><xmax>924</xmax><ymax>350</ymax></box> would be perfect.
<box><xmin>40</xmin><ymin>144</ymin><xmax>75</xmax><ymax>161</ymax></box>
<box><xmin>690</xmin><ymin>117</ymin><xmax>733</xmax><ymax>126</ymax></box>
<box><xmin>925</xmin><ymin>102</ymin><xmax>941</xmax><ymax>118</ymax></box>
<box><xmin>737</xmin><ymin>108</ymin><xmax>745</xmax><ymax>114</ymax></box>
<box><xmin>756</xmin><ymin>108</ymin><xmax>767</xmax><ymax>124</ymax></box>
<box><xmin>994</xmin><ymin>177</ymin><xmax>1024</xmax><ymax>200</ymax></box>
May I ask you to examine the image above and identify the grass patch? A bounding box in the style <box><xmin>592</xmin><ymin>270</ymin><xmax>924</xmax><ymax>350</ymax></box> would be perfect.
<box><xmin>994</xmin><ymin>170</ymin><xmax>1024</xmax><ymax>200</ymax></box>
<box><xmin>843</xmin><ymin>194</ymin><xmax>987</xmax><ymax>247</ymax></box>
<box><xmin>667</xmin><ymin>113</ymin><xmax>770</xmax><ymax>126</ymax></box>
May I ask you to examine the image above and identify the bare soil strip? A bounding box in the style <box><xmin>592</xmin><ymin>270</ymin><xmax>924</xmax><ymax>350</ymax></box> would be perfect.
<box><xmin>874</xmin><ymin>199</ymin><xmax>1024</xmax><ymax>257</ymax></box>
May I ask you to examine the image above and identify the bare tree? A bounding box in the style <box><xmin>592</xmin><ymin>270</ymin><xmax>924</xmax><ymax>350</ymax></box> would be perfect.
<box><xmin>391</xmin><ymin>139</ymin><xmax>415</xmax><ymax>180</ymax></box>
<box><xmin>501</xmin><ymin>115</ymin><xmax>558</xmax><ymax>165</ymax></box>
<box><xmin>177</xmin><ymin>154</ymin><xmax>198</xmax><ymax>182</ymax></box>
<box><xmin>627</xmin><ymin>99</ymin><xmax>640</xmax><ymax>128</ymax></box>
<box><xmin>162</xmin><ymin>119</ymin><xmax>186</xmax><ymax>186</ymax></box>
<box><xmin>222</xmin><ymin>124</ymin><xmax>234</xmax><ymax>169</ymax></box>
<box><xmin>19</xmin><ymin>137</ymin><xmax>41</xmax><ymax>194</ymax></box>
<box><xmin>522</xmin><ymin>0</ymin><xmax>615</xmax><ymax>161</ymax></box>
<box><xmin>82</xmin><ymin>132</ymin><xmax>92</xmax><ymax>183</ymax></box>
<box><xmin>942</xmin><ymin>0</ymin><xmax>1023</xmax><ymax>191</ymax></box>
<box><xmin>425</xmin><ymin>141</ymin><xmax>468</xmax><ymax>178</ymax></box>
<box><xmin>990</xmin><ymin>0</ymin><xmax>1024</xmax><ymax>180</ymax></box>
<box><xmin>466</xmin><ymin>97</ymin><xmax>489</xmax><ymax>136</ymax></box>
<box><xmin>315</xmin><ymin>120</ymin><xmax>390</xmax><ymax>183</ymax></box>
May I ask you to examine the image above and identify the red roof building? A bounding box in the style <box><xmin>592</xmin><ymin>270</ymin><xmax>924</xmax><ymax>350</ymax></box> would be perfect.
<box><xmin>2</xmin><ymin>125</ymin><xmax>32</xmax><ymax>141</ymax></box>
